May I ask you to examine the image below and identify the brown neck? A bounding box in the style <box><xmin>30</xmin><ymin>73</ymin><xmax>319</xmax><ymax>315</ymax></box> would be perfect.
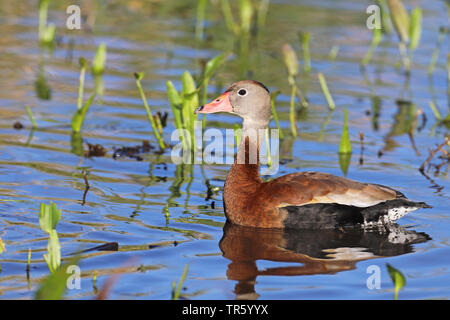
<box><xmin>223</xmin><ymin>118</ymin><xmax>269</xmax><ymax>222</ymax></box>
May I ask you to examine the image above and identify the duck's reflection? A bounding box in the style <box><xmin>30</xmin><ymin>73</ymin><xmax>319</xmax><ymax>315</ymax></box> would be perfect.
<box><xmin>219</xmin><ymin>222</ymin><xmax>430</xmax><ymax>299</ymax></box>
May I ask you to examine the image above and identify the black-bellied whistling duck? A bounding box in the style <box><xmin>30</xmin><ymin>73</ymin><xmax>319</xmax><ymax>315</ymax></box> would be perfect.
<box><xmin>194</xmin><ymin>80</ymin><xmax>431</xmax><ymax>229</ymax></box>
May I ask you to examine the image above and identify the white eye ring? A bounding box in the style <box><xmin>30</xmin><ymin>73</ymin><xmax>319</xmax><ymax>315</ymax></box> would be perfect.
<box><xmin>237</xmin><ymin>88</ymin><xmax>248</xmax><ymax>96</ymax></box>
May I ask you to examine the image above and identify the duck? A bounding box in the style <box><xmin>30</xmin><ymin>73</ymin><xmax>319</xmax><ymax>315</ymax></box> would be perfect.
<box><xmin>194</xmin><ymin>80</ymin><xmax>431</xmax><ymax>229</ymax></box>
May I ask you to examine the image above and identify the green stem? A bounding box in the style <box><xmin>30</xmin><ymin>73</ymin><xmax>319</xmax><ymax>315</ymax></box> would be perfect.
<box><xmin>318</xmin><ymin>72</ymin><xmax>335</xmax><ymax>110</ymax></box>
<box><xmin>289</xmin><ymin>85</ymin><xmax>297</xmax><ymax>138</ymax></box>
<box><xmin>26</xmin><ymin>106</ymin><xmax>37</xmax><ymax>128</ymax></box>
<box><xmin>77</xmin><ymin>65</ymin><xmax>86</xmax><ymax>110</ymax></box>
<box><xmin>270</xmin><ymin>93</ymin><xmax>283</xmax><ymax>139</ymax></box>
<box><xmin>135</xmin><ymin>78</ymin><xmax>165</xmax><ymax>149</ymax></box>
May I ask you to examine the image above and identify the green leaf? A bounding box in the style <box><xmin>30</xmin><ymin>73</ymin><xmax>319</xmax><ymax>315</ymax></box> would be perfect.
<box><xmin>203</xmin><ymin>52</ymin><xmax>229</xmax><ymax>81</ymax></box>
<box><xmin>166</xmin><ymin>81</ymin><xmax>184</xmax><ymax>132</ymax></box>
<box><xmin>409</xmin><ymin>7</ymin><xmax>422</xmax><ymax>51</ymax></box>
<box><xmin>39</xmin><ymin>202</ymin><xmax>61</xmax><ymax>234</ymax></box>
<box><xmin>92</xmin><ymin>43</ymin><xmax>107</xmax><ymax>75</ymax></box>
<box><xmin>181</xmin><ymin>71</ymin><xmax>199</xmax><ymax>129</ymax></box>
<box><xmin>35</xmin><ymin>257</ymin><xmax>80</xmax><ymax>300</ymax></box>
<box><xmin>339</xmin><ymin>109</ymin><xmax>352</xmax><ymax>154</ymax></box>
<box><xmin>71</xmin><ymin>93</ymin><xmax>95</xmax><ymax>133</ymax></box>
<box><xmin>44</xmin><ymin>229</ymin><xmax>61</xmax><ymax>273</ymax></box>
<box><xmin>282</xmin><ymin>43</ymin><xmax>299</xmax><ymax>81</ymax></box>
<box><xmin>387</xmin><ymin>0</ymin><xmax>410</xmax><ymax>43</ymax></box>
<box><xmin>387</xmin><ymin>263</ymin><xmax>406</xmax><ymax>300</ymax></box>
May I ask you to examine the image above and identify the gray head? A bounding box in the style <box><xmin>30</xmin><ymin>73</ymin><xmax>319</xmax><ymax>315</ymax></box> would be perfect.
<box><xmin>195</xmin><ymin>80</ymin><xmax>271</xmax><ymax>128</ymax></box>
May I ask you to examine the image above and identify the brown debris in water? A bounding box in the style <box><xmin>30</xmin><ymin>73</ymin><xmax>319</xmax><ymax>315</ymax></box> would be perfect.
<box><xmin>84</xmin><ymin>143</ymin><xmax>107</xmax><ymax>157</ymax></box>
<box><xmin>112</xmin><ymin>140</ymin><xmax>154</xmax><ymax>161</ymax></box>
<box><xmin>13</xmin><ymin>121</ymin><xmax>24</xmax><ymax>130</ymax></box>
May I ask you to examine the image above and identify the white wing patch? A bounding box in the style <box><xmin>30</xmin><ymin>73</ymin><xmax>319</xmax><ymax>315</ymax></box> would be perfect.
<box><xmin>363</xmin><ymin>206</ymin><xmax>419</xmax><ymax>227</ymax></box>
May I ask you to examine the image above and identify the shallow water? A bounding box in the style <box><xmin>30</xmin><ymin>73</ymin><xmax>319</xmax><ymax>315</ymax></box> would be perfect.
<box><xmin>0</xmin><ymin>0</ymin><xmax>449</xmax><ymax>299</ymax></box>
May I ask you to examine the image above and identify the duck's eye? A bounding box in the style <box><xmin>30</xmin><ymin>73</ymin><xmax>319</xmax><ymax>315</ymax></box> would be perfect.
<box><xmin>237</xmin><ymin>89</ymin><xmax>247</xmax><ymax>96</ymax></box>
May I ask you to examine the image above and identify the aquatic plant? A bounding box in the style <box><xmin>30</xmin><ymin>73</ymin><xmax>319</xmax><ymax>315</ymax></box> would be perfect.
<box><xmin>92</xmin><ymin>43</ymin><xmax>107</xmax><ymax>76</ymax></box>
<box><xmin>171</xmin><ymin>264</ymin><xmax>189</xmax><ymax>300</ymax></box>
<box><xmin>35</xmin><ymin>257</ymin><xmax>80</xmax><ymax>300</ymax></box>
<box><xmin>428</xmin><ymin>27</ymin><xmax>446</xmax><ymax>76</ymax></box>
<box><xmin>299</xmin><ymin>32</ymin><xmax>311</xmax><ymax>73</ymax></box>
<box><xmin>338</xmin><ymin>109</ymin><xmax>352</xmax><ymax>175</ymax></box>
<box><xmin>38</xmin><ymin>0</ymin><xmax>55</xmax><ymax>46</ymax></box>
<box><xmin>387</xmin><ymin>0</ymin><xmax>422</xmax><ymax>73</ymax></box>
<box><xmin>135</xmin><ymin>72</ymin><xmax>166</xmax><ymax>150</ymax></box>
<box><xmin>26</xmin><ymin>106</ymin><xmax>37</xmax><ymax>129</ymax></box>
<box><xmin>318</xmin><ymin>72</ymin><xmax>335</xmax><ymax>111</ymax></box>
<box><xmin>270</xmin><ymin>90</ymin><xmax>283</xmax><ymax>140</ymax></box>
<box><xmin>386</xmin><ymin>263</ymin><xmax>406</xmax><ymax>300</ymax></box>
<box><xmin>0</xmin><ymin>237</ymin><xmax>4</xmax><ymax>254</ymax></box>
<box><xmin>339</xmin><ymin>109</ymin><xmax>352</xmax><ymax>154</ymax></box>
<box><xmin>282</xmin><ymin>43</ymin><xmax>299</xmax><ymax>138</ymax></box>
<box><xmin>71</xmin><ymin>58</ymin><xmax>96</xmax><ymax>134</ymax></box>
<box><xmin>328</xmin><ymin>45</ymin><xmax>340</xmax><ymax>62</ymax></box>
<box><xmin>166</xmin><ymin>70</ymin><xmax>200</xmax><ymax>154</ymax></box>
<box><xmin>361</xmin><ymin>28</ymin><xmax>382</xmax><ymax>67</ymax></box>
<box><xmin>39</xmin><ymin>202</ymin><xmax>61</xmax><ymax>273</ymax></box>
<box><xmin>195</xmin><ymin>0</ymin><xmax>208</xmax><ymax>40</ymax></box>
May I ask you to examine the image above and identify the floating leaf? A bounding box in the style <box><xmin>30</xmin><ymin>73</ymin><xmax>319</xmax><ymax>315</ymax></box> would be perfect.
<box><xmin>92</xmin><ymin>43</ymin><xmax>107</xmax><ymax>75</ymax></box>
<box><xmin>39</xmin><ymin>202</ymin><xmax>61</xmax><ymax>234</ymax></box>
<box><xmin>387</xmin><ymin>264</ymin><xmax>406</xmax><ymax>300</ymax></box>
